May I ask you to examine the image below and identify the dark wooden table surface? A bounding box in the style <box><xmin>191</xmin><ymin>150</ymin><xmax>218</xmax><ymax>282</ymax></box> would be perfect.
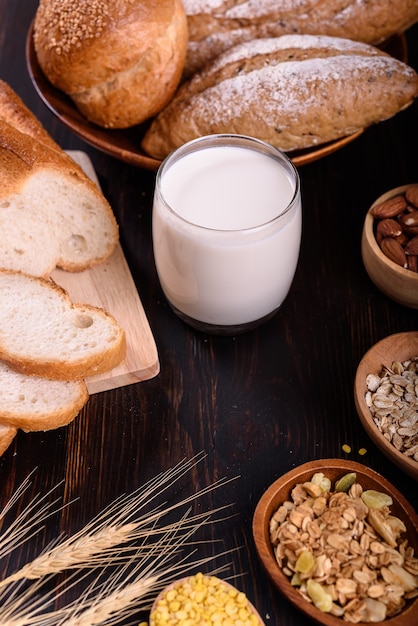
<box><xmin>1</xmin><ymin>2</ymin><xmax>417</xmax><ymax>624</ymax></box>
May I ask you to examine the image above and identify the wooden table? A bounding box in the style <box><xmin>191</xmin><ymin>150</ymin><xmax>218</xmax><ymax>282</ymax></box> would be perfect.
<box><xmin>1</xmin><ymin>2</ymin><xmax>417</xmax><ymax>624</ymax></box>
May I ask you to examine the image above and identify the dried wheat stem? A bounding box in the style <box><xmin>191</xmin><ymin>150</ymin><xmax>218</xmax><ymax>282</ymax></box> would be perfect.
<box><xmin>0</xmin><ymin>522</ymin><xmax>139</xmax><ymax>588</ymax></box>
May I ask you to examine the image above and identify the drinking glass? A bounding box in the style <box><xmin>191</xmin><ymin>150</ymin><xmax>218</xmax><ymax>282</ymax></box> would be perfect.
<box><xmin>152</xmin><ymin>134</ymin><xmax>302</xmax><ymax>334</ymax></box>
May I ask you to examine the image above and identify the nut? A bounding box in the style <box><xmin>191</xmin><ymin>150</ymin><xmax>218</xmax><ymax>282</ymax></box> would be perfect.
<box><xmin>380</xmin><ymin>237</ymin><xmax>407</xmax><ymax>268</ymax></box>
<box><xmin>370</xmin><ymin>195</ymin><xmax>407</xmax><ymax>218</ymax></box>
<box><xmin>371</xmin><ymin>185</ymin><xmax>418</xmax><ymax>273</ymax></box>
<box><xmin>376</xmin><ymin>218</ymin><xmax>402</xmax><ymax>241</ymax></box>
<box><xmin>405</xmin><ymin>235</ymin><xmax>418</xmax><ymax>256</ymax></box>
<box><xmin>405</xmin><ymin>184</ymin><xmax>418</xmax><ymax>208</ymax></box>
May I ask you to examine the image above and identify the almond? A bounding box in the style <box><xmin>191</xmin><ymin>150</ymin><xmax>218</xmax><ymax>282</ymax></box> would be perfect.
<box><xmin>375</xmin><ymin>218</ymin><xmax>402</xmax><ymax>241</ymax></box>
<box><xmin>405</xmin><ymin>235</ymin><xmax>418</xmax><ymax>256</ymax></box>
<box><xmin>380</xmin><ymin>237</ymin><xmax>407</xmax><ymax>268</ymax></box>
<box><xmin>398</xmin><ymin>211</ymin><xmax>418</xmax><ymax>236</ymax></box>
<box><xmin>405</xmin><ymin>184</ymin><xmax>418</xmax><ymax>209</ymax></box>
<box><xmin>407</xmin><ymin>255</ymin><xmax>418</xmax><ymax>273</ymax></box>
<box><xmin>370</xmin><ymin>195</ymin><xmax>407</xmax><ymax>219</ymax></box>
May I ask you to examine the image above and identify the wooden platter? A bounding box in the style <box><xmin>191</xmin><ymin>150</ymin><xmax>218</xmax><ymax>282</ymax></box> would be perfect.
<box><xmin>52</xmin><ymin>151</ymin><xmax>159</xmax><ymax>394</ymax></box>
<box><xmin>25</xmin><ymin>23</ymin><xmax>406</xmax><ymax>171</ymax></box>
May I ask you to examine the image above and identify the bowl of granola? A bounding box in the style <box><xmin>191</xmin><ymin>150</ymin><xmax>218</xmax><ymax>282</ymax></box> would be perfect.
<box><xmin>252</xmin><ymin>459</ymin><xmax>418</xmax><ymax>625</ymax></box>
<box><xmin>361</xmin><ymin>184</ymin><xmax>418</xmax><ymax>309</ymax></box>
<box><xmin>354</xmin><ymin>331</ymin><xmax>418</xmax><ymax>482</ymax></box>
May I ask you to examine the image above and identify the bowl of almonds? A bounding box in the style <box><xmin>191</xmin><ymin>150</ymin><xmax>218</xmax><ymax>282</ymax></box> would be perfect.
<box><xmin>361</xmin><ymin>184</ymin><xmax>418</xmax><ymax>309</ymax></box>
<box><xmin>354</xmin><ymin>331</ymin><xmax>418</xmax><ymax>482</ymax></box>
<box><xmin>252</xmin><ymin>458</ymin><xmax>418</xmax><ymax>626</ymax></box>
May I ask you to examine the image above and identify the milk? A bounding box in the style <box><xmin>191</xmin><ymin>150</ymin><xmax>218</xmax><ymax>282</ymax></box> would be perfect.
<box><xmin>152</xmin><ymin>137</ymin><xmax>302</xmax><ymax>330</ymax></box>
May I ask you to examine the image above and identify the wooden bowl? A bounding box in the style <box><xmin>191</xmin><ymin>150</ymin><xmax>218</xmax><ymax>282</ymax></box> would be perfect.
<box><xmin>25</xmin><ymin>22</ymin><xmax>406</xmax><ymax>172</ymax></box>
<box><xmin>361</xmin><ymin>185</ymin><xmax>418</xmax><ymax>309</ymax></box>
<box><xmin>253</xmin><ymin>458</ymin><xmax>418</xmax><ymax>626</ymax></box>
<box><xmin>354</xmin><ymin>332</ymin><xmax>418</xmax><ymax>481</ymax></box>
<box><xmin>149</xmin><ymin>575</ymin><xmax>265</xmax><ymax>625</ymax></box>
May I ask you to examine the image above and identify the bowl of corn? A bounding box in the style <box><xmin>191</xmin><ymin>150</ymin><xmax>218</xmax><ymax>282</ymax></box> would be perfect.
<box><xmin>252</xmin><ymin>459</ymin><xmax>418</xmax><ymax>626</ymax></box>
<box><xmin>149</xmin><ymin>571</ymin><xmax>265</xmax><ymax>625</ymax></box>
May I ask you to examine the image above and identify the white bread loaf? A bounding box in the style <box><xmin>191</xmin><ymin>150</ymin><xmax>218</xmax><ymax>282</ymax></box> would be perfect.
<box><xmin>141</xmin><ymin>35</ymin><xmax>418</xmax><ymax>159</ymax></box>
<box><xmin>0</xmin><ymin>270</ymin><xmax>126</xmax><ymax>381</ymax></box>
<box><xmin>0</xmin><ymin>362</ymin><xmax>89</xmax><ymax>433</ymax></box>
<box><xmin>0</xmin><ymin>81</ymin><xmax>119</xmax><ymax>278</ymax></box>
<box><xmin>33</xmin><ymin>0</ymin><xmax>188</xmax><ymax>129</ymax></box>
<box><xmin>183</xmin><ymin>0</ymin><xmax>418</xmax><ymax>76</ymax></box>
<box><xmin>0</xmin><ymin>422</ymin><xmax>17</xmax><ymax>455</ymax></box>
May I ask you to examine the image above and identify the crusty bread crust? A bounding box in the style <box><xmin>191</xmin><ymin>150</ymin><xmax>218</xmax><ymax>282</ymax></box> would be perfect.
<box><xmin>141</xmin><ymin>35</ymin><xmax>418</xmax><ymax>159</ymax></box>
<box><xmin>0</xmin><ymin>270</ymin><xmax>126</xmax><ymax>381</ymax></box>
<box><xmin>0</xmin><ymin>84</ymin><xmax>119</xmax><ymax>276</ymax></box>
<box><xmin>33</xmin><ymin>0</ymin><xmax>189</xmax><ymax>128</ymax></box>
<box><xmin>0</xmin><ymin>422</ymin><xmax>17</xmax><ymax>454</ymax></box>
<box><xmin>0</xmin><ymin>362</ymin><xmax>89</xmax><ymax>432</ymax></box>
<box><xmin>0</xmin><ymin>79</ymin><xmax>62</xmax><ymax>152</ymax></box>
<box><xmin>183</xmin><ymin>0</ymin><xmax>418</xmax><ymax>76</ymax></box>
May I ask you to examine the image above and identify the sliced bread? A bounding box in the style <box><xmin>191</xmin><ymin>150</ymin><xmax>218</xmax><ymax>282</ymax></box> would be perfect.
<box><xmin>0</xmin><ymin>81</ymin><xmax>119</xmax><ymax>278</ymax></box>
<box><xmin>0</xmin><ymin>422</ymin><xmax>17</xmax><ymax>454</ymax></box>
<box><xmin>0</xmin><ymin>269</ymin><xmax>126</xmax><ymax>380</ymax></box>
<box><xmin>0</xmin><ymin>361</ymin><xmax>89</xmax><ymax>432</ymax></box>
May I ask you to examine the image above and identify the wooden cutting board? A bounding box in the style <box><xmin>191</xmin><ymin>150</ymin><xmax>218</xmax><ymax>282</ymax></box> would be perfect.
<box><xmin>51</xmin><ymin>151</ymin><xmax>159</xmax><ymax>394</ymax></box>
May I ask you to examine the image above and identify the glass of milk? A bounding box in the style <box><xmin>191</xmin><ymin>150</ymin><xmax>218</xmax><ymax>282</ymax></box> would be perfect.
<box><xmin>152</xmin><ymin>134</ymin><xmax>302</xmax><ymax>334</ymax></box>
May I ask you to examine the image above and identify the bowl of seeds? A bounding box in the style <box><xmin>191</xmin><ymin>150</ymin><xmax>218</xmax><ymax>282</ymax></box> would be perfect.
<box><xmin>361</xmin><ymin>184</ymin><xmax>418</xmax><ymax>309</ymax></box>
<box><xmin>252</xmin><ymin>458</ymin><xmax>418</xmax><ymax>626</ymax></box>
<box><xmin>354</xmin><ymin>331</ymin><xmax>418</xmax><ymax>481</ymax></box>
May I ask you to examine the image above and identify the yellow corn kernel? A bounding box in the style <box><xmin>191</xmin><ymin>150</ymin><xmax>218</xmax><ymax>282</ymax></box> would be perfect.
<box><xmin>149</xmin><ymin>573</ymin><xmax>262</xmax><ymax>626</ymax></box>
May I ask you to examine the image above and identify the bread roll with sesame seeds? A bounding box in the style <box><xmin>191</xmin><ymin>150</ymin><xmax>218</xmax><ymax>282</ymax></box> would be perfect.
<box><xmin>33</xmin><ymin>0</ymin><xmax>188</xmax><ymax>129</ymax></box>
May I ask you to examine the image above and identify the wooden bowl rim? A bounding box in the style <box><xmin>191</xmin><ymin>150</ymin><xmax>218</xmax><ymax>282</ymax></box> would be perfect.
<box><xmin>354</xmin><ymin>332</ymin><xmax>418</xmax><ymax>481</ymax></box>
<box><xmin>252</xmin><ymin>458</ymin><xmax>418</xmax><ymax>626</ymax></box>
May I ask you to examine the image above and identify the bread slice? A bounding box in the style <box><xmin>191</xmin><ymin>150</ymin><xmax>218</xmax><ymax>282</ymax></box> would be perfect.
<box><xmin>141</xmin><ymin>34</ymin><xmax>418</xmax><ymax>159</ymax></box>
<box><xmin>0</xmin><ymin>81</ymin><xmax>119</xmax><ymax>278</ymax></box>
<box><xmin>0</xmin><ymin>361</ymin><xmax>89</xmax><ymax>432</ymax></box>
<box><xmin>0</xmin><ymin>269</ymin><xmax>126</xmax><ymax>380</ymax></box>
<box><xmin>0</xmin><ymin>422</ymin><xmax>17</xmax><ymax>454</ymax></box>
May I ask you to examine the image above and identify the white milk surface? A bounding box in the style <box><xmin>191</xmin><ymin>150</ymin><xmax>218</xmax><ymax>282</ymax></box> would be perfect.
<box><xmin>153</xmin><ymin>145</ymin><xmax>302</xmax><ymax>326</ymax></box>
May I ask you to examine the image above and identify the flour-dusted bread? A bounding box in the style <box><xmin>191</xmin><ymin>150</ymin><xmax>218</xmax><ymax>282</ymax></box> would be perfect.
<box><xmin>183</xmin><ymin>0</ymin><xmax>418</xmax><ymax>76</ymax></box>
<box><xmin>33</xmin><ymin>0</ymin><xmax>188</xmax><ymax>129</ymax></box>
<box><xmin>0</xmin><ymin>270</ymin><xmax>126</xmax><ymax>380</ymax></box>
<box><xmin>0</xmin><ymin>82</ymin><xmax>119</xmax><ymax>277</ymax></box>
<box><xmin>0</xmin><ymin>422</ymin><xmax>17</xmax><ymax>454</ymax></box>
<box><xmin>0</xmin><ymin>362</ymin><xmax>89</xmax><ymax>432</ymax></box>
<box><xmin>141</xmin><ymin>35</ymin><xmax>418</xmax><ymax>159</ymax></box>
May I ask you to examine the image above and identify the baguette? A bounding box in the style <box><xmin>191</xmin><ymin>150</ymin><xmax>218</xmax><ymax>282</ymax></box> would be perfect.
<box><xmin>183</xmin><ymin>0</ymin><xmax>418</xmax><ymax>76</ymax></box>
<box><xmin>33</xmin><ymin>0</ymin><xmax>188</xmax><ymax>128</ymax></box>
<box><xmin>0</xmin><ymin>362</ymin><xmax>89</xmax><ymax>432</ymax></box>
<box><xmin>141</xmin><ymin>35</ymin><xmax>418</xmax><ymax>159</ymax></box>
<box><xmin>0</xmin><ymin>270</ymin><xmax>126</xmax><ymax>381</ymax></box>
<box><xmin>0</xmin><ymin>83</ymin><xmax>119</xmax><ymax>277</ymax></box>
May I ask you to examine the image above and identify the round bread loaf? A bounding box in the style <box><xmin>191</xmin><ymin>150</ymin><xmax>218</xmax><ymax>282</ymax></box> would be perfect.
<box><xmin>33</xmin><ymin>0</ymin><xmax>188</xmax><ymax>129</ymax></box>
<box><xmin>141</xmin><ymin>34</ymin><xmax>418</xmax><ymax>160</ymax></box>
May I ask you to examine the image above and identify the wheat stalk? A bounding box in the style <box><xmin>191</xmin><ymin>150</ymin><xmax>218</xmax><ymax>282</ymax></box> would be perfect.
<box><xmin>0</xmin><ymin>470</ymin><xmax>71</xmax><ymax>560</ymax></box>
<box><xmin>0</xmin><ymin>454</ymin><xmax>238</xmax><ymax>625</ymax></box>
<box><xmin>0</xmin><ymin>453</ymin><xmax>234</xmax><ymax>589</ymax></box>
